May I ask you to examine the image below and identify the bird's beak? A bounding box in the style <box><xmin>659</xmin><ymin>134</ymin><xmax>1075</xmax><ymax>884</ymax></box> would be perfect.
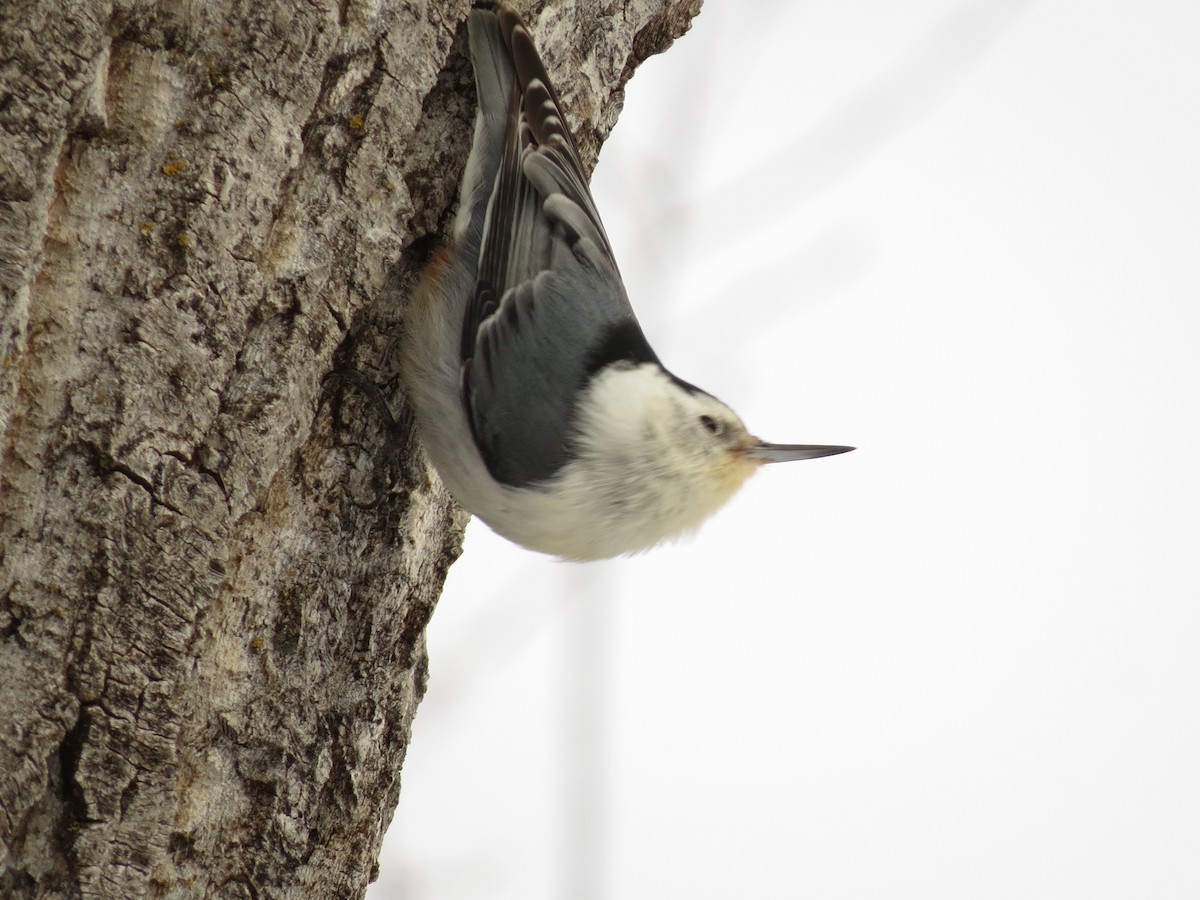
<box><xmin>744</xmin><ymin>441</ymin><xmax>855</xmax><ymax>464</ymax></box>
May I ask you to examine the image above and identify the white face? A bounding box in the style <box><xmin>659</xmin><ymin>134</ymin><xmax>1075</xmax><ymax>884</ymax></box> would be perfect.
<box><xmin>546</xmin><ymin>364</ymin><xmax>769</xmax><ymax>556</ymax></box>
<box><xmin>619</xmin><ymin>377</ymin><xmax>766</xmax><ymax>515</ymax></box>
<box><xmin>670</xmin><ymin>387</ymin><xmax>759</xmax><ymax>470</ymax></box>
<box><xmin>570</xmin><ymin>363</ymin><xmax>762</xmax><ymax>495</ymax></box>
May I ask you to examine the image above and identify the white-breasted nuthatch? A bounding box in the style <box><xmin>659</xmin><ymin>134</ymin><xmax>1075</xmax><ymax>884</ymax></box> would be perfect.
<box><xmin>402</xmin><ymin>2</ymin><xmax>853</xmax><ymax>561</ymax></box>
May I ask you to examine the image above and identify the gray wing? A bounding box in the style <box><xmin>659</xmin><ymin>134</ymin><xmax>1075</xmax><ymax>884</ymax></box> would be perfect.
<box><xmin>462</xmin><ymin>7</ymin><xmax>658</xmax><ymax>488</ymax></box>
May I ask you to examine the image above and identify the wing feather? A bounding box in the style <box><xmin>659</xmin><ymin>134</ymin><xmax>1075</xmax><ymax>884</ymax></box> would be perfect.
<box><xmin>460</xmin><ymin>7</ymin><xmax>655</xmax><ymax>487</ymax></box>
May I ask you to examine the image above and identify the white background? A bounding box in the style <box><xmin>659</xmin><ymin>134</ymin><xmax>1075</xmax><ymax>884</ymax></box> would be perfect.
<box><xmin>370</xmin><ymin>1</ymin><xmax>1200</xmax><ymax>897</ymax></box>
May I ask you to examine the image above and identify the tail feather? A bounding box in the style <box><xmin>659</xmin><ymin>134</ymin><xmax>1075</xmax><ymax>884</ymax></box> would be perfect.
<box><xmin>454</xmin><ymin>6</ymin><xmax>516</xmax><ymax>255</ymax></box>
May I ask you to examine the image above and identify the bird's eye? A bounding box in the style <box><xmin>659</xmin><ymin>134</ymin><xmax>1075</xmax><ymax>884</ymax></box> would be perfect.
<box><xmin>699</xmin><ymin>415</ymin><xmax>722</xmax><ymax>435</ymax></box>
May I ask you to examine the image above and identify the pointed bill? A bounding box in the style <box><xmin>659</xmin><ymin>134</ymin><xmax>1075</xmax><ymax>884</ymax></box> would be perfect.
<box><xmin>744</xmin><ymin>442</ymin><xmax>855</xmax><ymax>464</ymax></box>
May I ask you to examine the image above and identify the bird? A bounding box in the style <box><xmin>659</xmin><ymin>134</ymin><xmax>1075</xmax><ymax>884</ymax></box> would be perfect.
<box><xmin>401</xmin><ymin>2</ymin><xmax>853</xmax><ymax>561</ymax></box>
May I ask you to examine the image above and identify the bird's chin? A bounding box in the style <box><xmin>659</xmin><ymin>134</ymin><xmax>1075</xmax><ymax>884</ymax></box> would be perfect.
<box><xmin>732</xmin><ymin>440</ymin><xmax>771</xmax><ymax>469</ymax></box>
<box><xmin>726</xmin><ymin>449</ymin><xmax>766</xmax><ymax>480</ymax></box>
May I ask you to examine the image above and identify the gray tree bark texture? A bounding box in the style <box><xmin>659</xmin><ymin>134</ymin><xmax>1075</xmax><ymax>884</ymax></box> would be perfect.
<box><xmin>0</xmin><ymin>0</ymin><xmax>701</xmax><ymax>896</ymax></box>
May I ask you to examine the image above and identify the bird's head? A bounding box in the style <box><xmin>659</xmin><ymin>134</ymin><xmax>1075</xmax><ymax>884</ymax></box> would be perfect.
<box><xmin>657</xmin><ymin>377</ymin><xmax>853</xmax><ymax>497</ymax></box>
<box><xmin>565</xmin><ymin>364</ymin><xmax>853</xmax><ymax>548</ymax></box>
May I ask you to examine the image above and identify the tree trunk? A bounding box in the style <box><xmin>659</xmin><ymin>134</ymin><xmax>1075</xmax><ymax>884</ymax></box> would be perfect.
<box><xmin>0</xmin><ymin>0</ymin><xmax>701</xmax><ymax>895</ymax></box>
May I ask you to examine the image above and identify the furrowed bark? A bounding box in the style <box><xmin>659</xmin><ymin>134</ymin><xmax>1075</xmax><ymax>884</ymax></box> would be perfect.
<box><xmin>0</xmin><ymin>0</ymin><xmax>701</xmax><ymax>896</ymax></box>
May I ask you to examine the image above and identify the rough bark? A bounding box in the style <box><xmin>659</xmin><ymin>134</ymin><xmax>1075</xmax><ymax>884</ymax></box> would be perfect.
<box><xmin>0</xmin><ymin>0</ymin><xmax>701</xmax><ymax>896</ymax></box>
